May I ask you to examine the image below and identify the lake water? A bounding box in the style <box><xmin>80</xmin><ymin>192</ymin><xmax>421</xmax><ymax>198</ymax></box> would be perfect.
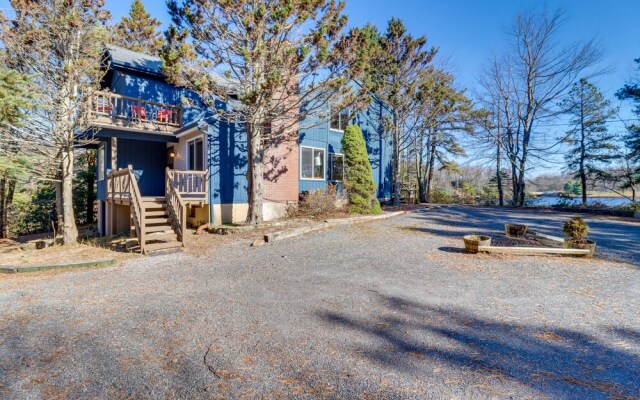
<box><xmin>528</xmin><ymin>196</ymin><xmax>632</xmax><ymax>207</ymax></box>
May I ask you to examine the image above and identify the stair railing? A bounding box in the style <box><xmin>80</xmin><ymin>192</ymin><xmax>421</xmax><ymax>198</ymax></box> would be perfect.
<box><xmin>165</xmin><ymin>168</ymin><xmax>187</xmax><ymax>243</ymax></box>
<box><xmin>106</xmin><ymin>166</ymin><xmax>145</xmax><ymax>253</ymax></box>
<box><xmin>126</xmin><ymin>165</ymin><xmax>146</xmax><ymax>253</ymax></box>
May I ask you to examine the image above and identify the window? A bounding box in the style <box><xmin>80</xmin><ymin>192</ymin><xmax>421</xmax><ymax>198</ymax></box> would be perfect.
<box><xmin>187</xmin><ymin>137</ymin><xmax>204</xmax><ymax>170</ymax></box>
<box><xmin>300</xmin><ymin>147</ymin><xmax>325</xmax><ymax>180</ymax></box>
<box><xmin>330</xmin><ymin>105</ymin><xmax>351</xmax><ymax>131</ymax></box>
<box><xmin>329</xmin><ymin>153</ymin><xmax>344</xmax><ymax>181</ymax></box>
<box><xmin>98</xmin><ymin>143</ymin><xmax>105</xmax><ymax>181</ymax></box>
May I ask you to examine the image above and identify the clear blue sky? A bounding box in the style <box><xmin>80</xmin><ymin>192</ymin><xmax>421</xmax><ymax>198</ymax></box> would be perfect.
<box><xmin>93</xmin><ymin>0</ymin><xmax>640</xmax><ymax>104</ymax></box>
<box><xmin>2</xmin><ymin>0</ymin><xmax>639</xmax><ymax>173</ymax></box>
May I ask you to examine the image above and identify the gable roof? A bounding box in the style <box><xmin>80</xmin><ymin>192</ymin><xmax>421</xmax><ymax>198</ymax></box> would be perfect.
<box><xmin>106</xmin><ymin>45</ymin><xmax>165</xmax><ymax>77</ymax></box>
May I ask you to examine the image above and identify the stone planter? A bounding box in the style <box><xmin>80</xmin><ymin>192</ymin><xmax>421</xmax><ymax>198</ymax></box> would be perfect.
<box><xmin>463</xmin><ymin>235</ymin><xmax>491</xmax><ymax>254</ymax></box>
<box><xmin>564</xmin><ymin>239</ymin><xmax>597</xmax><ymax>258</ymax></box>
<box><xmin>505</xmin><ymin>224</ymin><xmax>527</xmax><ymax>238</ymax></box>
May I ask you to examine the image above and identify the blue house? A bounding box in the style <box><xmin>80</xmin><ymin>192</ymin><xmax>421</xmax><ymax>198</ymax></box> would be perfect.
<box><xmin>298</xmin><ymin>91</ymin><xmax>393</xmax><ymax>200</ymax></box>
<box><xmin>84</xmin><ymin>46</ymin><xmax>392</xmax><ymax>253</ymax></box>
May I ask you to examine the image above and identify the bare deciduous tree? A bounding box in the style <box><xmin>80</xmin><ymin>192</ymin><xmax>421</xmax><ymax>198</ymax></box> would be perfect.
<box><xmin>479</xmin><ymin>9</ymin><xmax>603</xmax><ymax>206</ymax></box>
<box><xmin>0</xmin><ymin>0</ymin><xmax>110</xmax><ymax>243</ymax></box>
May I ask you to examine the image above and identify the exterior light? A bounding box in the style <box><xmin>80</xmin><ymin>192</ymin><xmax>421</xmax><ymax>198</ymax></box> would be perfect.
<box><xmin>169</xmin><ymin>151</ymin><xmax>176</xmax><ymax>158</ymax></box>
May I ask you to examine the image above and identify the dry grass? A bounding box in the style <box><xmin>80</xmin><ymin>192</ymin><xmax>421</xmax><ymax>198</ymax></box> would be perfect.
<box><xmin>0</xmin><ymin>241</ymin><xmax>139</xmax><ymax>271</ymax></box>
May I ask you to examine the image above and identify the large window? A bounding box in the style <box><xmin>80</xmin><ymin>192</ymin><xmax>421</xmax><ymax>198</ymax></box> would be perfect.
<box><xmin>187</xmin><ymin>137</ymin><xmax>204</xmax><ymax>170</ymax></box>
<box><xmin>301</xmin><ymin>146</ymin><xmax>325</xmax><ymax>180</ymax></box>
<box><xmin>329</xmin><ymin>153</ymin><xmax>344</xmax><ymax>181</ymax></box>
<box><xmin>330</xmin><ymin>106</ymin><xmax>351</xmax><ymax>132</ymax></box>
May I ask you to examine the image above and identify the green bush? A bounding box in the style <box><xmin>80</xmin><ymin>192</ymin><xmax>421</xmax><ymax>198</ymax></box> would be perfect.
<box><xmin>430</xmin><ymin>188</ymin><xmax>453</xmax><ymax>204</ymax></box>
<box><xmin>563</xmin><ymin>217</ymin><xmax>589</xmax><ymax>241</ymax></box>
<box><xmin>458</xmin><ymin>183</ymin><xmax>477</xmax><ymax>204</ymax></box>
<box><xmin>341</xmin><ymin>124</ymin><xmax>381</xmax><ymax>214</ymax></box>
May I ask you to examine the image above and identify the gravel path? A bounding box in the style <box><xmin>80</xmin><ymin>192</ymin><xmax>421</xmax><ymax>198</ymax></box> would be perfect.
<box><xmin>421</xmin><ymin>205</ymin><xmax>640</xmax><ymax>264</ymax></box>
<box><xmin>1</xmin><ymin>210</ymin><xmax>638</xmax><ymax>399</ymax></box>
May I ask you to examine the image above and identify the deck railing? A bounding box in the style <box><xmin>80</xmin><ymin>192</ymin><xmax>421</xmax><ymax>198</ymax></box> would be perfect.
<box><xmin>107</xmin><ymin>166</ymin><xmax>146</xmax><ymax>252</ymax></box>
<box><xmin>89</xmin><ymin>90</ymin><xmax>183</xmax><ymax>132</ymax></box>
<box><xmin>166</xmin><ymin>168</ymin><xmax>187</xmax><ymax>242</ymax></box>
<box><xmin>170</xmin><ymin>170</ymin><xmax>208</xmax><ymax>198</ymax></box>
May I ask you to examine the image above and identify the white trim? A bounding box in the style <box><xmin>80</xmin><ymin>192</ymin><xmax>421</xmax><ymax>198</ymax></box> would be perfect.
<box><xmin>329</xmin><ymin>128</ymin><xmax>345</xmax><ymax>133</ymax></box>
<box><xmin>90</xmin><ymin>122</ymin><xmax>177</xmax><ymax>137</ymax></box>
<box><xmin>176</xmin><ymin>125</ymin><xmax>207</xmax><ymax>138</ymax></box>
<box><xmin>328</xmin><ymin>152</ymin><xmax>344</xmax><ymax>182</ymax></box>
<box><xmin>186</xmin><ymin>135</ymin><xmax>205</xmax><ymax>171</ymax></box>
<box><xmin>299</xmin><ymin>145</ymin><xmax>326</xmax><ymax>181</ymax></box>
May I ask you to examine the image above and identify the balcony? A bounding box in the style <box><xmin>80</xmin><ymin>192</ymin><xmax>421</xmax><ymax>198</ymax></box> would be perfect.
<box><xmin>88</xmin><ymin>91</ymin><xmax>183</xmax><ymax>133</ymax></box>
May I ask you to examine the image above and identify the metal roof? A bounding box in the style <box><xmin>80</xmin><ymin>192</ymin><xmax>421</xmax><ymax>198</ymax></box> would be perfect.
<box><xmin>106</xmin><ymin>45</ymin><xmax>165</xmax><ymax>77</ymax></box>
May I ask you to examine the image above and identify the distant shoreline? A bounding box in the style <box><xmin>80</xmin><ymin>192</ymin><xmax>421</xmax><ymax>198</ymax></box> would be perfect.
<box><xmin>531</xmin><ymin>192</ymin><xmax>634</xmax><ymax>199</ymax></box>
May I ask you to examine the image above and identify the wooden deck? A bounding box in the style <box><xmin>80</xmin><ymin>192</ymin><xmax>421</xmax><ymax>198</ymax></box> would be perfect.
<box><xmin>88</xmin><ymin>91</ymin><xmax>183</xmax><ymax>133</ymax></box>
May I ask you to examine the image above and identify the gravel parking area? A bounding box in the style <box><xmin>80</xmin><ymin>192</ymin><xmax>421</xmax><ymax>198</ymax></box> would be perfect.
<box><xmin>1</xmin><ymin>209</ymin><xmax>639</xmax><ymax>399</ymax></box>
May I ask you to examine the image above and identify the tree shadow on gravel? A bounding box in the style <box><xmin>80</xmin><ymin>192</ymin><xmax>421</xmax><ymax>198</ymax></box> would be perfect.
<box><xmin>317</xmin><ymin>293</ymin><xmax>640</xmax><ymax>400</ymax></box>
<box><xmin>408</xmin><ymin>207</ymin><xmax>640</xmax><ymax>267</ymax></box>
<box><xmin>437</xmin><ymin>246</ymin><xmax>468</xmax><ymax>254</ymax></box>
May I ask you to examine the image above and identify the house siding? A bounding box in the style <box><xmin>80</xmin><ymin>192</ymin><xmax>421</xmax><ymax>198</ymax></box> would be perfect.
<box><xmin>206</xmin><ymin>119</ymin><xmax>248</xmax><ymax>205</ymax></box>
<box><xmin>299</xmin><ymin>98</ymin><xmax>392</xmax><ymax>199</ymax></box>
<box><xmin>172</xmin><ymin>130</ymin><xmax>207</xmax><ymax>171</ymax></box>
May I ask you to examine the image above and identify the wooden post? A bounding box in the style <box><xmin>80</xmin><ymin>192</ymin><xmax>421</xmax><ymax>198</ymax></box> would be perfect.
<box><xmin>110</xmin><ymin>137</ymin><xmax>118</xmax><ymax>172</ymax></box>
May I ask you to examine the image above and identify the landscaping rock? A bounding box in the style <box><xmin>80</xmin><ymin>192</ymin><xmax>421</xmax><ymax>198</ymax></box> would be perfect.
<box><xmin>251</xmin><ymin>239</ymin><xmax>266</xmax><ymax>247</ymax></box>
<box><xmin>209</xmin><ymin>225</ymin><xmax>256</xmax><ymax>235</ymax></box>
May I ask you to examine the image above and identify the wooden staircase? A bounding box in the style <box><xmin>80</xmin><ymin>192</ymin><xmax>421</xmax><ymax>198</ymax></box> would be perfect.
<box><xmin>137</xmin><ymin>197</ymin><xmax>183</xmax><ymax>254</ymax></box>
<box><xmin>108</xmin><ymin>166</ymin><xmax>187</xmax><ymax>255</ymax></box>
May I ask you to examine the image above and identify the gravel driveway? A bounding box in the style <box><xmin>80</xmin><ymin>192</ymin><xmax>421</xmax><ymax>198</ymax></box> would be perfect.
<box><xmin>422</xmin><ymin>205</ymin><xmax>640</xmax><ymax>264</ymax></box>
<box><xmin>1</xmin><ymin>210</ymin><xmax>639</xmax><ymax>399</ymax></box>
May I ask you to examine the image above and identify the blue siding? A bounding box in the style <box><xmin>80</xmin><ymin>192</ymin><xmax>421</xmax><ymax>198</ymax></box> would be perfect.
<box><xmin>110</xmin><ymin>68</ymin><xmax>207</xmax><ymax>126</ymax></box>
<box><xmin>96</xmin><ymin>137</ymin><xmax>168</xmax><ymax>198</ymax></box>
<box><xmin>116</xmin><ymin>139</ymin><xmax>167</xmax><ymax>196</ymax></box>
<box><xmin>299</xmin><ymin>108</ymin><xmax>331</xmax><ymax>193</ymax></box>
<box><xmin>206</xmin><ymin>119</ymin><xmax>248</xmax><ymax>205</ymax></box>
<box><xmin>299</xmin><ymin>98</ymin><xmax>392</xmax><ymax>199</ymax></box>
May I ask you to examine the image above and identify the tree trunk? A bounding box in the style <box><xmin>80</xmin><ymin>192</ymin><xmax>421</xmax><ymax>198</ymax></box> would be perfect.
<box><xmin>579</xmin><ymin>93</ymin><xmax>588</xmax><ymax>206</ymax></box>
<box><xmin>496</xmin><ymin>139</ymin><xmax>504</xmax><ymax>207</ymax></box>
<box><xmin>61</xmin><ymin>147</ymin><xmax>78</xmax><ymax>243</ymax></box>
<box><xmin>0</xmin><ymin>177</ymin><xmax>6</xmax><ymax>238</ymax></box>
<box><xmin>246</xmin><ymin>122</ymin><xmax>264</xmax><ymax>225</ymax></box>
<box><xmin>55</xmin><ymin>172</ymin><xmax>64</xmax><ymax>236</ymax></box>
<box><xmin>391</xmin><ymin>113</ymin><xmax>401</xmax><ymax>206</ymax></box>
<box><xmin>425</xmin><ymin>137</ymin><xmax>437</xmax><ymax>202</ymax></box>
<box><xmin>4</xmin><ymin>179</ymin><xmax>16</xmax><ymax>238</ymax></box>
<box><xmin>86</xmin><ymin>151</ymin><xmax>96</xmax><ymax>224</ymax></box>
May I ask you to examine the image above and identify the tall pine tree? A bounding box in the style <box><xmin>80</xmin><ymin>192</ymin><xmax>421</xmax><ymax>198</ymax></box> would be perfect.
<box><xmin>561</xmin><ymin>78</ymin><xmax>618</xmax><ymax>205</ymax></box>
<box><xmin>367</xmin><ymin>18</ymin><xmax>437</xmax><ymax>206</ymax></box>
<box><xmin>112</xmin><ymin>0</ymin><xmax>164</xmax><ymax>55</ymax></box>
<box><xmin>617</xmin><ymin>58</ymin><xmax>640</xmax><ymax>180</ymax></box>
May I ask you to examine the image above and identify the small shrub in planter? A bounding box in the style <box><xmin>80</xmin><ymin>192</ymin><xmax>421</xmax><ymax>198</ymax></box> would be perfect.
<box><xmin>563</xmin><ymin>217</ymin><xmax>596</xmax><ymax>257</ymax></box>
<box><xmin>463</xmin><ymin>235</ymin><xmax>491</xmax><ymax>254</ymax></box>
<box><xmin>505</xmin><ymin>224</ymin><xmax>527</xmax><ymax>238</ymax></box>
